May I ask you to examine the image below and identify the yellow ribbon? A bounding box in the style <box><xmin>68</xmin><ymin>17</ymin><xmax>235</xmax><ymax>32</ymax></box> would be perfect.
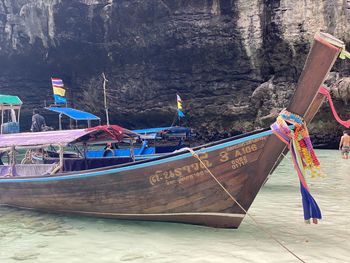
<box><xmin>339</xmin><ymin>49</ymin><xmax>350</xmax><ymax>59</ymax></box>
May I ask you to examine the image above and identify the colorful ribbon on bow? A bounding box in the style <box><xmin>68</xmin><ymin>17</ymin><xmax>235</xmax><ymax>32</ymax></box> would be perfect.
<box><xmin>271</xmin><ymin>109</ymin><xmax>322</xmax><ymax>224</ymax></box>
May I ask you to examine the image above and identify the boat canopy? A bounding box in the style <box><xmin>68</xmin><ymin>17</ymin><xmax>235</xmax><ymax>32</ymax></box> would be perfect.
<box><xmin>45</xmin><ymin>107</ymin><xmax>100</xmax><ymax>121</ymax></box>
<box><xmin>0</xmin><ymin>125</ymin><xmax>139</xmax><ymax>149</ymax></box>
<box><xmin>0</xmin><ymin>95</ymin><xmax>22</xmax><ymax>110</ymax></box>
<box><xmin>133</xmin><ymin>126</ymin><xmax>192</xmax><ymax>140</ymax></box>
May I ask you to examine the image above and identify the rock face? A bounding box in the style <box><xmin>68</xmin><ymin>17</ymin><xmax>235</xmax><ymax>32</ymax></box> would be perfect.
<box><xmin>1</xmin><ymin>0</ymin><xmax>350</xmax><ymax>145</ymax></box>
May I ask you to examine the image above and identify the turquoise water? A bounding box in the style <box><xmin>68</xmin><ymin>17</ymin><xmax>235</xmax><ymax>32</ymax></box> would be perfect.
<box><xmin>0</xmin><ymin>150</ymin><xmax>349</xmax><ymax>263</ymax></box>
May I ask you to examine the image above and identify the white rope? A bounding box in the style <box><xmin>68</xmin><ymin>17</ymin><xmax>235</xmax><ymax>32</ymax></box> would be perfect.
<box><xmin>185</xmin><ymin>147</ymin><xmax>307</xmax><ymax>263</ymax></box>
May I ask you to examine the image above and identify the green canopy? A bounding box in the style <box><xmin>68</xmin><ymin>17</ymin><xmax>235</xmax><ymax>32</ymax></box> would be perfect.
<box><xmin>0</xmin><ymin>95</ymin><xmax>22</xmax><ymax>106</ymax></box>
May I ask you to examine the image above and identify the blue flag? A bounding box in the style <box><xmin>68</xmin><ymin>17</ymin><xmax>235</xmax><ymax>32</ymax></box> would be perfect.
<box><xmin>177</xmin><ymin>109</ymin><xmax>185</xmax><ymax>118</ymax></box>
<box><xmin>53</xmin><ymin>94</ymin><xmax>67</xmax><ymax>104</ymax></box>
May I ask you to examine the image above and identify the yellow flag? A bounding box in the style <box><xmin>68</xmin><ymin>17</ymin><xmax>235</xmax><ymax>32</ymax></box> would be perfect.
<box><xmin>53</xmin><ymin>86</ymin><xmax>65</xmax><ymax>97</ymax></box>
<box><xmin>177</xmin><ymin>101</ymin><xmax>182</xmax><ymax>110</ymax></box>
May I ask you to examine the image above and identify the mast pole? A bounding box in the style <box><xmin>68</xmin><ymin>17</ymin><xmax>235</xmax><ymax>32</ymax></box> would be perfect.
<box><xmin>177</xmin><ymin>93</ymin><xmax>181</xmax><ymax>126</ymax></box>
<box><xmin>59</xmin><ymin>113</ymin><xmax>62</xmax><ymax>130</ymax></box>
<box><xmin>1</xmin><ymin>108</ymin><xmax>3</xmax><ymax>134</ymax></box>
<box><xmin>102</xmin><ymin>72</ymin><xmax>110</xmax><ymax>126</ymax></box>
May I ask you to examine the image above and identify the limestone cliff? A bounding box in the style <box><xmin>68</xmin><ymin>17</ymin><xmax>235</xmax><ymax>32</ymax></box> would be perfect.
<box><xmin>0</xmin><ymin>0</ymin><xmax>350</xmax><ymax>146</ymax></box>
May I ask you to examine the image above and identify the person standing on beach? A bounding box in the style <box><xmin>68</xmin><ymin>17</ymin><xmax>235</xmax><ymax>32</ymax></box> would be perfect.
<box><xmin>339</xmin><ymin>130</ymin><xmax>350</xmax><ymax>159</ymax></box>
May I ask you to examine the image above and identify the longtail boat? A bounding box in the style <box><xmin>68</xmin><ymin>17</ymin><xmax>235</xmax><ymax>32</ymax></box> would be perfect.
<box><xmin>0</xmin><ymin>33</ymin><xmax>344</xmax><ymax>228</ymax></box>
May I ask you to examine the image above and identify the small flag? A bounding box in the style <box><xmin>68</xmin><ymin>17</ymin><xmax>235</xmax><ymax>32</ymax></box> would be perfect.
<box><xmin>51</xmin><ymin>78</ymin><xmax>67</xmax><ymax>104</ymax></box>
<box><xmin>52</xmin><ymin>78</ymin><xmax>64</xmax><ymax>87</ymax></box>
<box><xmin>53</xmin><ymin>86</ymin><xmax>65</xmax><ymax>97</ymax></box>
<box><xmin>177</xmin><ymin>94</ymin><xmax>185</xmax><ymax>118</ymax></box>
<box><xmin>53</xmin><ymin>95</ymin><xmax>67</xmax><ymax>104</ymax></box>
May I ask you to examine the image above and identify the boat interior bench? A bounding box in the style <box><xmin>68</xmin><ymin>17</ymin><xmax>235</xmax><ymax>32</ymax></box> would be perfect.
<box><xmin>43</xmin><ymin>157</ymin><xmax>133</xmax><ymax>172</ymax></box>
<box><xmin>0</xmin><ymin>164</ymin><xmax>58</xmax><ymax>177</ymax></box>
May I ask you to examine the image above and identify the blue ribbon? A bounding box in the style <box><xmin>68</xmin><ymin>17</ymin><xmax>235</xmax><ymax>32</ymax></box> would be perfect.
<box><xmin>300</xmin><ymin>182</ymin><xmax>322</xmax><ymax>221</ymax></box>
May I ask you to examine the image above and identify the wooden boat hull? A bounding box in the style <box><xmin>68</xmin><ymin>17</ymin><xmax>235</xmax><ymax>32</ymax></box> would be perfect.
<box><xmin>0</xmin><ymin>130</ymin><xmax>271</xmax><ymax>228</ymax></box>
<box><xmin>0</xmin><ymin>33</ymin><xmax>344</xmax><ymax>228</ymax></box>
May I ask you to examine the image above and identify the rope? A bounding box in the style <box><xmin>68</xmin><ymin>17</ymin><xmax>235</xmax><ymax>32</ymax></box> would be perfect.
<box><xmin>185</xmin><ymin>147</ymin><xmax>307</xmax><ymax>263</ymax></box>
<box><xmin>21</xmin><ymin>150</ymin><xmax>33</xmax><ymax>164</ymax></box>
<box><xmin>50</xmin><ymin>163</ymin><xmax>62</xmax><ymax>175</ymax></box>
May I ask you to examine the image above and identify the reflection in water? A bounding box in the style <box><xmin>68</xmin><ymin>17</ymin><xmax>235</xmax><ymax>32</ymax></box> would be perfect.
<box><xmin>0</xmin><ymin>150</ymin><xmax>349</xmax><ymax>262</ymax></box>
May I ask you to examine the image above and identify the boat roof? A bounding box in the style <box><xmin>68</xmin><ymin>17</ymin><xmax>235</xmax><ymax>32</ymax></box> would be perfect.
<box><xmin>133</xmin><ymin>126</ymin><xmax>191</xmax><ymax>139</ymax></box>
<box><xmin>0</xmin><ymin>95</ymin><xmax>22</xmax><ymax>106</ymax></box>
<box><xmin>45</xmin><ymin>107</ymin><xmax>100</xmax><ymax>121</ymax></box>
<box><xmin>0</xmin><ymin>125</ymin><xmax>139</xmax><ymax>149</ymax></box>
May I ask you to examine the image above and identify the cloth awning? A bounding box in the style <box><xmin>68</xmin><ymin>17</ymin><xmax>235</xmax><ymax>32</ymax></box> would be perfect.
<box><xmin>133</xmin><ymin>126</ymin><xmax>191</xmax><ymax>139</ymax></box>
<box><xmin>0</xmin><ymin>125</ymin><xmax>139</xmax><ymax>149</ymax></box>
<box><xmin>0</xmin><ymin>95</ymin><xmax>22</xmax><ymax>110</ymax></box>
<box><xmin>0</xmin><ymin>95</ymin><xmax>22</xmax><ymax>105</ymax></box>
<box><xmin>45</xmin><ymin>107</ymin><xmax>100</xmax><ymax>121</ymax></box>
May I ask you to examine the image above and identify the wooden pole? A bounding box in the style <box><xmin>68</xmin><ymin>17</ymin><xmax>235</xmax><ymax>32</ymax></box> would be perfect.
<box><xmin>83</xmin><ymin>143</ymin><xmax>88</xmax><ymax>170</ymax></box>
<box><xmin>130</xmin><ymin>137</ymin><xmax>135</xmax><ymax>162</ymax></box>
<box><xmin>59</xmin><ymin>144</ymin><xmax>64</xmax><ymax>173</ymax></box>
<box><xmin>59</xmin><ymin>113</ymin><xmax>62</xmax><ymax>130</ymax></box>
<box><xmin>1</xmin><ymin>107</ymin><xmax>4</xmax><ymax>134</ymax></box>
<box><xmin>102</xmin><ymin>73</ymin><xmax>110</xmax><ymax>126</ymax></box>
<box><xmin>18</xmin><ymin>107</ymin><xmax>21</xmax><ymax>123</ymax></box>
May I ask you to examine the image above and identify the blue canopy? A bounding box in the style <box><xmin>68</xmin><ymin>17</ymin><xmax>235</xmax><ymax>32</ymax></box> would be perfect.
<box><xmin>45</xmin><ymin>107</ymin><xmax>100</xmax><ymax>121</ymax></box>
<box><xmin>133</xmin><ymin>126</ymin><xmax>191</xmax><ymax>139</ymax></box>
<box><xmin>133</xmin><ymin>127</ymin><xmax>171</xmax><ymax>134</ymax></box>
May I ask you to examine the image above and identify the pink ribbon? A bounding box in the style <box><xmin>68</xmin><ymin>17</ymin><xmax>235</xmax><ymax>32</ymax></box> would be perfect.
<box><xmin>319</xmin><ymin>86</ymin><xmax>350</xmax><ymax>128</ymax></box>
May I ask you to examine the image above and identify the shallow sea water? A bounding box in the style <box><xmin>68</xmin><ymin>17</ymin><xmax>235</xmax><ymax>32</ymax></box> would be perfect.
<box><xmin>0</xmin><ymin>149</ymin><xmax>349</xmax><ymax>263</ymax></box>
